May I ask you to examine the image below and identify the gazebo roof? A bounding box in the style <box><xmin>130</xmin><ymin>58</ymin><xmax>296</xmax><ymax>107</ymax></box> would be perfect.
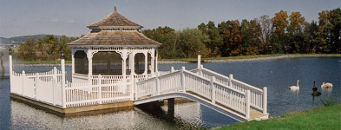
<box><xmin>68</xmin><ymin>30</ymin><xmax>161</xmax><ymax>47</ymax></box>
<box><xmin>87</xmin><ymin>6</ymin><xmax>143</xmax><ymax>30</ymax></box>
<box><xmin>68</xmin><ymin>7</ymin><xmax>161</xmax><ymax>47</ymax></box>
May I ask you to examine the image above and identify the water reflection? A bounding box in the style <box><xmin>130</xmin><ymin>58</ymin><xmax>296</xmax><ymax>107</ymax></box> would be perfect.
<box><xmin>11</xmin><ymin>99</ymin><xmax>221</xmax><ymax>129</ymax></box>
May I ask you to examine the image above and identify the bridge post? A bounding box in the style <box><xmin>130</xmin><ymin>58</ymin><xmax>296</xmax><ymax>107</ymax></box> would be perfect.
<box><xmin>170</xmin><ymin>66</ymin><xmax>175</xmax><ymax>73</ymax></box>
<box><xmin>263</xmin><ymin>87</ymin><xmax>267</xmax><ymax>114</ymax></box>
<box><xmin>9</xmin><ymin>53</ymin><xmax>12</xmax><ymax>92</ymax></box>
<box><xmin>181</xmin><ymin>66</ymin><xmax>186</xmax><ymax>92</ymax></box>
<box><xmin>210</xmin><ymin>76</ymin><xmax>216</xmax><ymax>104</ymax></box>
<box><xmin>229</xmin><ymin>74</ymin><xmax>233</xmax><ymax>87</ymax></box>
<box><xmin>245</xmin><ymin>90</ymin><xmax>250</xmax><ymax>119</ymax></box>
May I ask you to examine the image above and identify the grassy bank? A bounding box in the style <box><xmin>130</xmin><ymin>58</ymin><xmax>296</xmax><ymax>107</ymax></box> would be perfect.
<box><xmin>216</xmin><ymin>104</ymin><xmax>341</xmax><ymax>130</ymax></box>
<box><xmin>18</xmin><ymin>60</ymin><xmax>72</xmax><ymax>65</ymax></box>
<box><xmin>160</xmin><ymin>54</ymin><xmax>341</xmax><ymax>62</ymax></box>
<box><xmin>15</xmin><ymin>54</ymin><xmax>340</xmax><ymax>64</ymax></box>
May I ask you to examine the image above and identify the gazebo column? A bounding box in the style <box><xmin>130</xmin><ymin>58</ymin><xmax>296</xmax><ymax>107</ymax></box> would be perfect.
<box><xmin>87</xmin><ymin>49</ymin><xmax>94</xmax><ymax>82</ymax></box>
<box><xmin>155</xmin><ymin>49</ymin><xmax>158</xmax><ymax>72</ymax></box>
<box><xmin>71</xmin><ymin>49</ymin><xmax>75</xmax><ymax>74</ymax></box>
<box><xmin>121</xmin><ymin>49</ymin><xmax>128</xmax><ymax>93</ymax></box>
<box><xmin>129</xmin><ymin>53</ymin><xmax>135</xmax><ymax>75</ymax></box>
<box><xmin>144</xmin><ymin>52</ymin><xmax>148</xmax><ymax>75</ymax></box>
<box><xmin>150</xmin><ymin>49</ymin><xmax>155</xmax><ymax>75</ymax></box>
<box><xmin>121</xmin><ymin>49</ymin><xmax>127</xmax><ymax>78</ymax></box>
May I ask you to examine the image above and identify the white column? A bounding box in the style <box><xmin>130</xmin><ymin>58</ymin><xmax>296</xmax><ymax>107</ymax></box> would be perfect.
<box><xmin>144</xmin><ymin>52</ymin><xmax>148</xmax><ymax>75</ymax></box>
<box><xmin>150</xmin><ymin>49</ymin><xmax>155</xmax><ymax>75</ymax></box>
<box><xmin>130</xmin><ymin>53</ymin><xmax>135</xmax><ymax>75</ymax></box>
<box><xmin>155</xmin><ymin>49</ymin><xmax>158</xmax><ymax>72</ymax></box>
<box><xmin>87</xmin><ymin>49</ymin><xmax>93</xmax><ymax>83</ymax></box>
<box><xmin>121</xmin><ymin>49</ymin><xmax>128</xmax><ymax>93</ymax></box>
<box><xmin>121</xmin><ymin>49</ymin><xmax>127</xmax><ymax>77</ymax></box>
<box><xmin>71</xmin><ymin>49</ymin><xmax>75</xmax><ymax>74</ymax></box>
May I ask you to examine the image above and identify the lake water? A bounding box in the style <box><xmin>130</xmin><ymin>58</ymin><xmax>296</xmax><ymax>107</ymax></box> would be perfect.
<box><xmin>0</xmin><ymin>57</ymin><xmax>340</xmax><ymax>129</ymax></box>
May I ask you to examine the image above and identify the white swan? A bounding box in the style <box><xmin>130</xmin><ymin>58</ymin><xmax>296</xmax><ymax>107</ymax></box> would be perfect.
<box><xmin>321</xmin><ymin>82</ymin><xmax>333</xmax><ymax>88</ymax></box>
<box><xmin>289</xmin><ymin>80</ymin><xmax>300</xmax><ymax>90</ymax></box>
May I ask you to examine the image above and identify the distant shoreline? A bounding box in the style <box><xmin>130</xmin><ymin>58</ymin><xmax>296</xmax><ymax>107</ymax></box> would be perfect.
<box><xmin>14</xmin><ymin>54</ymin><xmax>341</xmax><ymax>66</ymax></box>
<box><xmin>158</xmin><ymin>54</ymin><xmax>341</xmax><ymax>64</ymax></box>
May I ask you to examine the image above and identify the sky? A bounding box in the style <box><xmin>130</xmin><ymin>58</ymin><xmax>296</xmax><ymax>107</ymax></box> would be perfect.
<box><xmin>0</xmin><ymin>0</ymin><xmax>340</xmax><ymax>38</ymax></box>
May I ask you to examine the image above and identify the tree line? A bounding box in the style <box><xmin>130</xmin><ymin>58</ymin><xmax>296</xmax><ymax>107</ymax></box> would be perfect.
<box><xmin>16</xmin><ymin>8</ymin><xmax>340</xmax><ymax>60</ymax></box>
<box><xmin>143</xmin><ymin>8</ymin><xmax>340</xmax><ymax>58</ymax></box>
<box><xmin>16</xmin><ymin>35</ymin><xmax>77</xmax><ymax>60</ymax></box>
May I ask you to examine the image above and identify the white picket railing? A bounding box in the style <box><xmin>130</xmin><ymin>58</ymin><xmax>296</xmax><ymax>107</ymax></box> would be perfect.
<box><xmin>135</xmin><ymin>67</ymin><xmax>252</xmax><ymax>119</ymax></box>
<box><xmin>10</xmin><ymin>67</ymin><xmax>64</xmax><ymax>107</ymax></box>
<box><xmin>193</xmin><ymin>66</ymin><xmax>267</xmax><ymax>114</ymax></box>
<box><xmin>8</xmin><ymin>54</ymin><xmax>267</xmax><ymax>120</ymax></box>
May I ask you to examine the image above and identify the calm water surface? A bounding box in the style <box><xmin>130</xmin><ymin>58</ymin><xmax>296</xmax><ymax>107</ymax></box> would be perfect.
<box><xmin>0</xmin><ymin>57</ymin><xmax>340</xmax><ymax>129</ymax></box>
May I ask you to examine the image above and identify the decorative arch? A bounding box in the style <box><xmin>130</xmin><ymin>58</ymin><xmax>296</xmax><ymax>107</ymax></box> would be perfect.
<box><xmin>74</xmin><ymin>50</ymin><xmax>88</xmax><ymax>74</ymax></box>
<box><xmin>147</xmin><ymin>53</ymin><xmax>152</xmax><ymax>74</ymax></box>
<box><xmin>92</xmin><ymin>51</ymin><xmax>122</xmax><ymax>75</ymax></box>
<box><xmin>134</xmin><ymin>53</ymin><xmax>145</xmax><ymax>74</ymax></box>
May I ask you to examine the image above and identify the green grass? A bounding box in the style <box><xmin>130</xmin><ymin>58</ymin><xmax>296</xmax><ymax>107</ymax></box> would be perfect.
<box><xmin>18</xmin><ymin>60</ymin><xmax>71</xmax><ymax>64</ymax></box>
<box><xmin>215</xmin><ymin>104</ymin><xmax>341</xmax><ymax>130</ymax></box>
<box><xmin>160</xmin><ymin>54</ymin><xmax>340</xmax><ymax>62</ymax></box>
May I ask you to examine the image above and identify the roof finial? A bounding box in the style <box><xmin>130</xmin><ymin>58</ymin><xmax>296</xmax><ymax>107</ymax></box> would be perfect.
<box><xmin>114</xmin><ymin>6</ymin><xmax>117</xmax><ymax>12</ymax></box>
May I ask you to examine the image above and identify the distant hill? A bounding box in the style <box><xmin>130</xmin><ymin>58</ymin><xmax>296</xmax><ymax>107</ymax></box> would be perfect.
<box><xmin>0</xmin><ymin>34</ymin><xmax>65</xmax><ymax>45</ymax></box>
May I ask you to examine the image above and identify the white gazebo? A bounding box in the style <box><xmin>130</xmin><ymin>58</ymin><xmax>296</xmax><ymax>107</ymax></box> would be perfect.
<box><xmin>68</xmin><ymin>7</ymin><xmax>161</xmax><ymax>84</ymax></box>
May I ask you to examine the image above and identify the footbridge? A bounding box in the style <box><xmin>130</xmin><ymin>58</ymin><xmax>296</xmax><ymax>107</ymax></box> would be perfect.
<box><xmin>134</xmin><ymin>66</ymin><xmax>269</xmax><ymax>121</ymax></box>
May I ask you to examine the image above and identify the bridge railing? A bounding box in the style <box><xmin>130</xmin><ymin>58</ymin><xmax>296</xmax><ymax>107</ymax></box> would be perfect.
<box><xmin>183</xmin><ymin>69</ymin><xmax>249</xmax><ymax>116</ymax></box>
<box><xmin>193</xmin><ymin>66</ymin><xmax>267</xmax><ymax>114</ymax></box>
<box><xmin>135</xmin><ymin>71</ymin><xmax>182</xmax><ymax>99</ymax></box>
<box><xmin>135</xmin><ymin>67</ymin><xmax>251</xmax><ymax>119</ymax></box>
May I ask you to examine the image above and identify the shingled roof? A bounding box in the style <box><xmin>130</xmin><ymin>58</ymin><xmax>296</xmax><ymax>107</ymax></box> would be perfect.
<box><xmin>68</xmin><ymin>30</ymin><xmax>161</xmax><ymax>47</ymax></box>
<box><xmin>87</xmin><ymin>6</ymin><xmax>143</xmax><ymax>30</ymax></box>
<box><xmin>68</xmin><ymin>7</ymin><xmax>161</xmax><ymax>47</ymax></box>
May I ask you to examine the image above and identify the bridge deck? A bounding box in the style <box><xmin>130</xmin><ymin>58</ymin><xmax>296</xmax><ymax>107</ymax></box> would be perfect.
<box><xmin>137</xmin><ymin>91</ymin><xmax>268</xmax><ymax>121</ymax></box>
<box><xmin>187</xmin><ymin>91</ymin><xmax>267</xmax><ymax>121</ymax></box>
